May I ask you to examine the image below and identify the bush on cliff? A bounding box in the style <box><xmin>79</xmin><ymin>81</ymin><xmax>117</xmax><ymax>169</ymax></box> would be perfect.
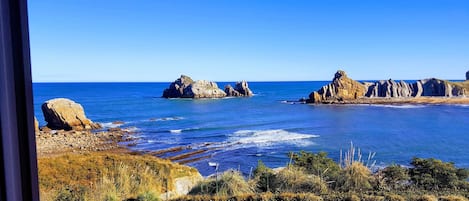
<box><xmin>290</xmin><ymin>151</ymin><xmax>341</xmax><ymax>185</ymax></box>
<box><xmin>252</xmin><ymin>160</ymin><xmax>276</xmax><ymax>192</ymax></box>
<box><xmin>409</xmin><ymin>157</ymin><xmax>469</xmax><ymax>190</ymax></box>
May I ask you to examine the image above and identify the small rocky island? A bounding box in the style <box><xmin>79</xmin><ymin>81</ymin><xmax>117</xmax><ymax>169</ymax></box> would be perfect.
<box><xmin>305</xmin><ymin>70</ymin><xmax>469</xmax><ymax>104</ymax></box>
<box><xmin>162</xmin><ymin>75</ymin><xmax>253</xmax><ymax>98</ymax></box>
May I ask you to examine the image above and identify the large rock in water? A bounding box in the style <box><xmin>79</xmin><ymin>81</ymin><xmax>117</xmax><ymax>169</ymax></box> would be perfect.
<box><xmin>162</xmin><ymin>75</ymin><xmax>226</xmax><ymax>98</ymax></box>
<box><xmin>225</xmin><ymin>81</ymin><xmax>253</xmax><ymax>97</ymax></box>
<box><xmin>189</xmin><ymin>80</ymin><xmax>227</xmax><ymax>98</ymax></box>
<box><xmin>162</xmin><ymin>75</ymin><xmax>194</xmax><ymax>98</ymax></box>
<box><xmin>308</xmin><ymin>70</ymin><xmax>367</xmax><ymax>103</ymax></box>
<box><xmin>41</xmin><ymin>98</ymin><xmax>100</xmax><ymax>131</ymax></box>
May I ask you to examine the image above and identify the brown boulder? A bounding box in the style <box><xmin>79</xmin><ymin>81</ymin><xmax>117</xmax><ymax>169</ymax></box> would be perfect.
<box><xmin>308</xmin><ymin>70</ymin><xmax>366</xmax><ymax>103</ymax></box>
<box><xmin>41</xmin><ymin>98</ymin><xmax>100</xmax><ymax>131</ymax></box>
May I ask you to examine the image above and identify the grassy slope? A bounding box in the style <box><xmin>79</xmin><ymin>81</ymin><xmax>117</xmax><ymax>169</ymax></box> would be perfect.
<box><xmin>38</xmin><ymin>152</ymin><xmax>200</xmax><ymax>200</ymax></box>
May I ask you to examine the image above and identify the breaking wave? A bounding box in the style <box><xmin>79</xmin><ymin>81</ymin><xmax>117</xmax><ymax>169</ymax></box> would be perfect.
<box><xmin>227</xmin><ymin>129</ymin><xmax>319</xmax><ymax>147</ymax></box>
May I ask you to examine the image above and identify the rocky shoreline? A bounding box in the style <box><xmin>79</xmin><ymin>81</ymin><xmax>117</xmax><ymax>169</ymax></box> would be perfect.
<box><xmin>35</xmin><ymin>128</ymin><xmax>134</xmax><ymax>157</ymax></box>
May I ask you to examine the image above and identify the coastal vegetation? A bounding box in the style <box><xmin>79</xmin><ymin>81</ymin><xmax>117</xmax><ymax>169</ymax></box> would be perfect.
<box><xmin>38</xmin><ymin>152</ymin><xmax>201</xmax><ymax>201</ymax></box>
<box><xmin>178</xmin><ymin>145</ymin><xmax>469</xmax><ymax>201</ymax></box>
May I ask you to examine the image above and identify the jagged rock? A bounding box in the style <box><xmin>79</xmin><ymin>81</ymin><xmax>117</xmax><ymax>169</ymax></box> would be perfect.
<box><xmin>34</xmin><ymin>117</ymin><xmax>39</xmax><ymax>132</ymax></box>
<box><xmin>41</xmin><ymin>98</ymin><xmax>100</xmax><ymax>131</ymax></box>
<box><xmin>234</xmin><ymin>81</ymin><xmax>253</xmax><ymax>96</ymax></box>
<box><xmin>416</xmin><ymin>78</ymin><xmax>467</xmax><ymax>97</ymax></box>
<box><xmin>307</xmin><ymin>70</ymin><xmax>367</xmax><ymax>103</ymax></box>
<box><xmin>306</xmin><ymin>70</ymin><xmax>469</xmax><ymax>103</ymax></box>
<box><xmin>225</xmin><ymin>81</ymin><xmax>253</xmax><ymax>97</ymax></box>
<box><xmin>365</xmin><ymin>79</ymin><xmax>413</xmax><ymax>98</ymax></box>
<box><xmin>162</xmin><ymin>75</ymin><xmax>194</xmax><ymax>98</ymax></box>
<box><xmin>190</xmin><ymin>80</ymin><xmax>227</xmax><ymax>98</ymax></box>
<box><xmin>224</xmin><ymin>84</ymin><xmax>241</xmax><ymax>96</ymax></box>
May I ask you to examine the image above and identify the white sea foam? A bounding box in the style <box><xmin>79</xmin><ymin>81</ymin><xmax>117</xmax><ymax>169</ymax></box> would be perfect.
<box><xmin>150</xmin><ymin>117</ymin><xmax>185</xmax><ymax>122</ymax></box>
<box><xmin>100</xmin><ymin>122</ymin><xmax>123</xmax><ymax>128</ymax></box>
<box><xmin>228</xmin><ymin>129</ymin><xmax>319</xmax><ymax>147</ymax></box>
<box><xmin>122</xmin><ymin>127</ymin><xmax>140</xmax><ymax>132</ymax></box>
<box><xmin>367</xmin><ymin>104</ymin><xmax>426</xmax><ymax>109</ymax></box>
<box><xmin>170</xmin><ymin>129</ymin><xmax>182</xmax><ymax>134</ymax></box>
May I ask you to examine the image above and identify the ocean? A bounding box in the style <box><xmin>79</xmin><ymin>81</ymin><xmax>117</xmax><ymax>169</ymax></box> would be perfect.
<box><xmin>33</xmin><ymin>82</ymin><xmax>469</xmax><ymax>176</ymax></box>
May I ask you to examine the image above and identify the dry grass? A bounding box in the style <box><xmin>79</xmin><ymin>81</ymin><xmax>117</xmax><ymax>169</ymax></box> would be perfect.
<box><xmin>273</xmin><ymin>167</ymin><xmax>328</xmax><ymax>194</ymax></box>
<box><xmin>189</xmin><ymin>170</ymin><xmax>254</xmax><ymax>197</ymax></box>
<box><xmin>38</xmin><ymin>152</ymin><xmax>199</xmax><ymax>201</ymax></box>
<box><xmin>438</xmin><ymin>195</ymin><xmax>469</xmax><ymax>201</ymax></box>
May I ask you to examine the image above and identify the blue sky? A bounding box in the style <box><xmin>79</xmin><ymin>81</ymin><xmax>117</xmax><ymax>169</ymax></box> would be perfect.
<box><xmin>28</xmin><ymin>0</ymin><xmax>469</xmax><ymax>82</ymax></box>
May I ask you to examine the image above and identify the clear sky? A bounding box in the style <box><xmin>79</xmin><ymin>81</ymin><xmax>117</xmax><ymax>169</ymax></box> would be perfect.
<box><xmin>28</xmin><ymin>0</ymin><xmax>469</xmax><ymax>82</ymax></box>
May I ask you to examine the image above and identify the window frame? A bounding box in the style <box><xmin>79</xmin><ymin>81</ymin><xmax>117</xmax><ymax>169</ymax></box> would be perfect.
<box><xmin>0</xmin><ymin>0</ymin><xmax>40</xmax><ymax>200</ymax></box>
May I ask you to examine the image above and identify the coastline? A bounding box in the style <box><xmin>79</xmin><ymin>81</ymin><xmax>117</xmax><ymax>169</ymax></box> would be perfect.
<box><xmin>311</xmin><ymin>96</ymin><xmax>469</xmax><ymax>105</ymax></box>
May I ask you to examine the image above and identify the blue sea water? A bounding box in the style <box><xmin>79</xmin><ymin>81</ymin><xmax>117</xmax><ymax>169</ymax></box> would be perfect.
<box><xmin>33</xmin><ymin>82</ymin><xmax>469</xmax><ymax>176</ymax></box>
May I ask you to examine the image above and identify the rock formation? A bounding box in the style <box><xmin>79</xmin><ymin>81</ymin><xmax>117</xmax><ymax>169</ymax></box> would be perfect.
<box><xmin>162</xmin><ymin>75</ymin><xmax>194</xmax><ymax>98</ymax></box>
<box><xmin>41</xmin><ymin>98</ymin><xmax>100</xmax><ymax>130</ymax></box>
<box><xmin>308</xmin><ymin>70</ymin><xmax>367</xmax><ymax>103</ymax></box>
<box><xmin>189</xmin><ymin>80</ymin><xmax>227</xmax><ymax>98</ymax></box>
<box><xmin>163</xmin><ymin>75</ymin><xmax>253</xmax><ymax>98</ymax></box>
<box><xmin>466</xmin><ymin>70</ymin><xmax>469</xmax><ymax>80</ymax></box>
<box><xmin>225</xmin><ymin>81</ymin><xmax>253</xmax><ymax>97</ymax></box>
<box><xmin>224</xmin><ymin>84</ymin><xmax>241</xmax><ymax>96</ymax></box>
<box><xmin>364</xmin><ymin>80</ymin><xmax>413</xmax><ymax>98</ymax></box>
<box><xmin>307</xmin><ymin>70</ymin><xmax>469</xmax><ymax>103</ymax></box>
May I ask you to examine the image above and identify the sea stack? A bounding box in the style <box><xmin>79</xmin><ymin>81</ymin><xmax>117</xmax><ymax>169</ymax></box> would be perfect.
<box><xmin>163</xmin><ymin>75</ymin><xmax>253</xmax><ymax>98</ymax></box>
<box><xmin>225</xmin><ymin>81</ymin><xmax>253</xmax><ymax>97</ymax></box>
<box><xmin>466</xmin><ymin>70</ymin><xmax>469</xmax><ymax>80</ymax></box>
<box><xmin>41</xmin><ymin>98</ymin><xmax>100</xmax><ymax>131</ymax></box>
<box><xmin>162</xmin><ymin>75</ymin><xmax>226</xmax><ymax>98</ymax></box>
<box><xmin>308</xmin><ymin>70</ymin><xmax>366</xmax><ymax>103</ymax></box>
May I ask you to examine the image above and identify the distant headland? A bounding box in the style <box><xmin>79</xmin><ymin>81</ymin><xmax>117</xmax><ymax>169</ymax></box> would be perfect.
<box><xmin>305</xmin><ymin>70</ymin><xmax>469</xmax><ymax>104</ymax></box>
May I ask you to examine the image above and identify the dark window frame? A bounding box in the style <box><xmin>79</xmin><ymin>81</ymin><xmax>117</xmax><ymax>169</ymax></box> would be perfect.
<box><xmin>0</xmin><ymin>0</ymin><xmax>40</xmax><ymax>200</ymax></box>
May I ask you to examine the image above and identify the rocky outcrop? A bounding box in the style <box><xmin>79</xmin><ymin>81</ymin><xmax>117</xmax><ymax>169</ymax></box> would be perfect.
<box><xmin>41</xmin><ymin>98</ymin><xmax>100</xmax><ymax>131</ymax></box>
<box><xmin>466</xmin><ymin>70</ymin><xmax>469</xmax><ymax>80</ymax></box>
<box><xmin>308</xmin><ymin>70</ymin><xmax>367</xmax><ymax>103</ymax></box>
<box><xmin>224</xmin><ymin>84</ymin><xmax>241</xmax><ymax>96</ymax></box>
<box><xmin>225</xmin><ymin>81</ymin><xmax>253</xmax><ymax>97</ymax></box>
<box><xmin>364</xmin><ymin>80</ymin><xmax>413</xmax><ymax>98</ymax></box>
<box><xmin>416</xmin><ymin>78</ymin><xmax>467</xmax><ymax>97</ymax></box>
<box><xmin>162</xmin><ymin>75</ymin><xmax>194</xmax><ymax>98</ymax></box>
<box><xmin>163</xmin><ymin>75</ymin><xmax>253</xmax><ymax>98</ymax></box>
<box><xmin>307</xmin><ymin>70</ymin><xmax>469</xmax><ymax>103</ymax></box>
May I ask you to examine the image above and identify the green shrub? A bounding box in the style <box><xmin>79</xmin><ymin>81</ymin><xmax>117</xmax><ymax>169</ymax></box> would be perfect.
<box><xmin>382</xmin><ymin>165</ymin><xmax>410</xmax><ymax>190</ymax></box>
<box><xmin>409</xmin><ymin>158</ymin><xmax>468</xmax><ymax>190</ymax></box>
<box><xmin>290</xmin><ymin>151</ymin><xmax>341</xmax><ymax>184</ymax></box>
<box><xmin>252</xmin><ymin>160</ymin><xmax>276</xmax><ymax>192</ymax></box>
<box><xmin>273</xmin><ymin>167</ymin><xmax>328</xmax><ymax>194</ymax></box>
